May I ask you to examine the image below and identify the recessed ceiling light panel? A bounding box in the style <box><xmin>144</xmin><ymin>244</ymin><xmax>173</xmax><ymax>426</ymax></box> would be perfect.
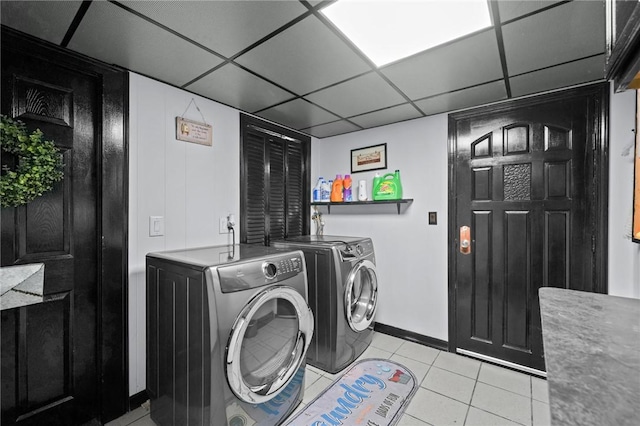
<box><xmin>322</xmin><ymin>0</ymin><xmax>493</xmax><ymax>67</ymax></box>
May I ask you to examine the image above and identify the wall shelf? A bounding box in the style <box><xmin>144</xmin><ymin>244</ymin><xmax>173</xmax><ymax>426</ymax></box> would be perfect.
<box><xmin>311</xmin><ymin>199</ymin><xmax>413</xmax><ymax>215</ymax></box>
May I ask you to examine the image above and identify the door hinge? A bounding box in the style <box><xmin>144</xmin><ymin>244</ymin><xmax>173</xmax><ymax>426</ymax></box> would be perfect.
<box><xmin>591</xmin><ymin>234</ymin><xmax>596</xmax><ymax>253</ymax></box>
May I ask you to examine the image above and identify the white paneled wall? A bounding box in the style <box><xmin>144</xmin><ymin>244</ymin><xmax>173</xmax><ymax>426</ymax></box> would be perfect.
<box><xmin>128</xmin><ymin>73</ymin><xmax>240</xmax><ymax>395</ymax></box>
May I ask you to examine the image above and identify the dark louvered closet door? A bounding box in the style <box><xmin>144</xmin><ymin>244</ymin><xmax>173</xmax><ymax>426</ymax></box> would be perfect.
<box><xmin>286</xmin><ymin>143</ymin><xmax>305</xmax><ymax>238</ymax></box>
<box><xmin>240</xmin><ymin>114</ymin><xmax>310</xmax><ymax>246</ymax></box>
<box><xmin>269</xmin><ymin>140</ymin><xmax>286</xmax><ymax>241</ymax></box>
<box><xmin>244</xmin><ymin>131</ymin><xmax>267</xmax><ymax>244</ymax></box>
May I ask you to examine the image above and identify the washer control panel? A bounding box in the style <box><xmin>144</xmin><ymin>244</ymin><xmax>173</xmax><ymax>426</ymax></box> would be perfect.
<box><xmin>339</xmin><ymin>239</ymin><xmax>374</xmax><ymax>262</ymax></box>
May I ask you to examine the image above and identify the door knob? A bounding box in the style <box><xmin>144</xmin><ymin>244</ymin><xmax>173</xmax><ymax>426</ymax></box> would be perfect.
<box><xmin>460</xmin><ymin>226</ymin><xmax>471</xmax><ymax>254</ymax></box>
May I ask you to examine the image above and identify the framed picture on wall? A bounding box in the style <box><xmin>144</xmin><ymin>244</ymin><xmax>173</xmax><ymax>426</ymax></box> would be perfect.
<box><xmin>633</xmin><ymin>90</ymin><xmax>640</xmax><ymax>243</ymax></box>
<box><xmin>351</xmin><ymin>143</ymin><xmax>387</xmax><ymax>173</ymax></box>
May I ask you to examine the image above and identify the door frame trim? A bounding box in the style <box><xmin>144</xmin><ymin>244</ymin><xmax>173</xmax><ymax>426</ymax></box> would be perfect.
<box><xmin>447</xmin><ymin>82</ymin><xmax>610</xmax><ymax>354</ymax></box>
<box><xmin>1</xmin><ymin>26</ymin><xmax>129</xmax><ymax>423</ymax></box>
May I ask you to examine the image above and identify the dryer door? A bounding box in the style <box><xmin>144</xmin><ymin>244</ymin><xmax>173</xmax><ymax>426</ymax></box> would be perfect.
<box><xmin>226</xmin><ymin>285</ymin><xmax>314</xmax><ymax>404</ymax></box>
<box><xmin>345</xmin><ymin>259</ymin><xmax>379</xmax><ymax>332</ymax></box>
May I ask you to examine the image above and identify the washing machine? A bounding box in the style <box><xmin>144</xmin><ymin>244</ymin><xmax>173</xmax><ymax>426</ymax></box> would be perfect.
<box><xmin>146</xmin><ymin>244</ymin><xmax>314</xmax><ymax>426</ymax></box>
<box><xmin>272</xmin><ymin>236</ymin><xmax>378</xmax><ymax>373</ymax></box>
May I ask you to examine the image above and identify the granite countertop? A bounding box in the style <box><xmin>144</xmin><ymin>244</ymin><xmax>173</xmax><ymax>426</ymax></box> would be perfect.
<box><xmin>539</xmin><ymin>288</ymin><xmax>640</xmax><ymax>426</ymax></box>
<box><xmin>0</xmin><ymin>263</ymin><xmax>45</xmax><ymax>310</ymax></box>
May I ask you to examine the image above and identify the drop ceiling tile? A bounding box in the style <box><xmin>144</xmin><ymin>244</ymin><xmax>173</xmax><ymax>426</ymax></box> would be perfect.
<box><xmin>498</xmin><ymin>0</ymin><xmax>564</xmax><ymax>23</ymax></box>
<box><xmin>185</xmin><ymin>63</ymin><xmax>294</xmax><ymax>113</ymax></box>
<box><xmin>0</xmin><ymin>0</ymin><xmax>81</xmax><ymax>45</ymax></box>
<box><xmin>381</xmin><ymin>30</ymin><xmax>503</xmax><ymax>100</ymax></box>
<box><xmin>349</xmin><ymin>104</ymin><xmax>423</xmax><ymax>129</ymax></box>
<box><xmin>509</xmin><ymin>55</ymin><xmax>605</xmax><ymax>97</ymax></box>
<box><xmin>305</xmin><ymin>72</ymin><xmax>406</xmax><ymax>118</ymax></box>
<box><xmin>414</xmin><ymin>81</ymin><xmax>508</xmax><ymax>116</ymax></box>
<box><xmin>257</xmin><ymin>98</ymin><xmax>340</xmax><ymax>130</ymax></box>
<box><xmin>235</xmin><ymin>15</ymin><xmax>371</xmax><ymax>95</ymax></box>
<box><xmin>302</xmin><ymin>120</ymin><xmax>361</xmax><ymax>138</ymax></box>
<box><xmin>120</xmin><ymin>0</ymin><xmax>308</xmax><ymax>58</ymax></box>
<box><xmin>502</xmin><ymin>1</ymin><xmax>605</xmax><ymax>76</ymax></box>
<box><xmin>67</xmin><ymin>1</ymin><xmax>223</xmax><ymax>87</ymax></box>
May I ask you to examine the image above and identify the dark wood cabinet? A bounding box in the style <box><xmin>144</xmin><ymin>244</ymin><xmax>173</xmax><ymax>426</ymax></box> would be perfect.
<box><xmin>606</xmin><ymin>0</ymin><xmax>640</xmax><ymax>90</ymax></box>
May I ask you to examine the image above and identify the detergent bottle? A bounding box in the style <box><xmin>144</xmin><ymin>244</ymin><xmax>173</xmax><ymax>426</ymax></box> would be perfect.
<box><xmin>343</xmin><ymin>174</ymin><xmax>352</xmax><ymax>201</ymax></box>
<box><xmin>330</xmin><ymin>174</ymin><xmax>344</xmax><ymax>202</ymax></box>
<box><xmin>320</xmin><ymin>179</ymin><xmax>331</xmax><ymax>202</ymax></box>
<box><xmin>313</xmin><ymin>177</ymin><xmax>323</xmax><ymax>202</ymax></box>
<box><xmin>373</xmin><ymin>169</ymin><xmax>403</xmax><ymax>200</ymax></box>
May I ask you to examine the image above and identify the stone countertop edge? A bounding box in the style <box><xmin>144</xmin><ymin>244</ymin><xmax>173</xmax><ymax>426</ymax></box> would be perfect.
<box><xmin>0</xmin><ymin>263</ymin><xmax>45</xmax><ymax>311</ymax></box>
<box><xmin>539</xmin><ymin>287</ymin><xmax>640</xmax><ymax>426</ymax></box>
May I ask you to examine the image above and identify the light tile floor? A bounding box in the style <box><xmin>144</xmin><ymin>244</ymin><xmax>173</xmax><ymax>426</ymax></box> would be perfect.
<box><xmin>107</xmin><ymin>332</ymin><xmax>551</xmax><ymax>426</ymax></box>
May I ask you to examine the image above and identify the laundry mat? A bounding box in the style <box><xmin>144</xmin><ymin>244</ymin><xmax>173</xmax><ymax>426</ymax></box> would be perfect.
<box><xmin>285</xmin><ymin>358</ymin><xmax>418</xmax><ymax>426</ymax></box>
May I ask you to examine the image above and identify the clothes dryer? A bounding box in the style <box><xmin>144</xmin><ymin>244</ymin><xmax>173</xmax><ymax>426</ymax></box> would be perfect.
<box><xmin>272</xmin><ymin>236</ymin><xmax>378</xmax><ymax>373</ymax></box>
<box><xmin>146</xmin><ymin>244</ymin><xmax>313</xmax><ymax>426</ymax></box>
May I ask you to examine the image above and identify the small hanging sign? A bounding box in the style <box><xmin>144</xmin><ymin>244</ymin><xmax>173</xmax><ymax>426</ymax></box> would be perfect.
<box><xmin>176</xmin><ymin>117</ymin><xmax>212</xmax><ymax>146</ymax></box>
<box><xmin>176</xmin><ymin>98</ymin><xmax>212</xmax><ymax>146</ymax></box>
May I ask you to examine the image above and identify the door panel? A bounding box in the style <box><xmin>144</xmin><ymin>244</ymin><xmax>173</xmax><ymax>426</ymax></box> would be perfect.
<box><xmin>1</xmin><ymin>46</ymin><xmax>98</xmax><ymax>424</ymax></box>
<box><xmin>449</xmin><ymin>84</ymin><xmax>608</xmax><ymax>372</ymax></box>
<box><xmin>471</xmin><ymin>210</ymin><xmax>492</xmax><ymax>343</ymax></box>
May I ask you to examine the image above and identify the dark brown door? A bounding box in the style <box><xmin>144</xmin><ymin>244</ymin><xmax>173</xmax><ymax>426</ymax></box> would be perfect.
<box><xmin>2</xmin><ymin>40</ymin><xmax>104</xmax><ymax>424</ymax></box>
<box><xmin>448</xmin><ymin>84</ymin><xmax>608</xmax><ymax>372</ymax></box>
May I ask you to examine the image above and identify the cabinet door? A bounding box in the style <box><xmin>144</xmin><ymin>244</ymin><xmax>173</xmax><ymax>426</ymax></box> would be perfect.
<box><xmin>240</xmin><ymin>115</ymin><xmax>310</xmax><ymax>245</ymax></box>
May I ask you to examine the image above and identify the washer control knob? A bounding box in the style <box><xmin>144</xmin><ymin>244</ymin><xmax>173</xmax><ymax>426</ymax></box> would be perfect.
<box><xmin>356</xmin><ymin>244</ymin><xmax>364</xmax><ymax>256</ymax></box>
<box><xmin>263</xmin><ymin>262</ymin><xmax>277</xmax><ymax>279</ymax></box>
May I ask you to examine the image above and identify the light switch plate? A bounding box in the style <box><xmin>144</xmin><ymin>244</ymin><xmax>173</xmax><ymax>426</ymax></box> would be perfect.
<box><xmin>149</xmin><ymin>216</ymin><xmax>164</xmax><ymax>236</ymax></box>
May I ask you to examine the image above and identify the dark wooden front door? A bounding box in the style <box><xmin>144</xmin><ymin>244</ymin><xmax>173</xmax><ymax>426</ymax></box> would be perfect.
<box><xmin>448</xmin><ymin>84</ymin><xmax>608</xmax><ymax>372</ymax></box>
<box><xmin>1</xmin><ymin>29</ymin><xmax>128</xmax><ymax>424</ymax></box>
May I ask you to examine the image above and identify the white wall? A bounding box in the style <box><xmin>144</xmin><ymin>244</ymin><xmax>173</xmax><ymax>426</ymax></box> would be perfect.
<box><xmin>608</xmin><ymin>88</ymin><xmax>640</xmax><ymax>298</ymax></box>
<box><xmin>311</xmin><ymin>115</ymin><xmax>450</xmax><ymax>341</ymax></box>
<box><xmin>128</xmin><ymin>73</ymin><xmax>240</xmax><ymax>395</ymax></box>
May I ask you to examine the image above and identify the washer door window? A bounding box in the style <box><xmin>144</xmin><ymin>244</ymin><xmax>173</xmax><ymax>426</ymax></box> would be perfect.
<box><xmin>345</xmin><ymin>259</ymin><xmax>378</xmax><ymax>332</ymax></box>
<box><xmin>226</xmin><ymin>286</ymin><xmax>313</xmax><ymax>404</ymax></box>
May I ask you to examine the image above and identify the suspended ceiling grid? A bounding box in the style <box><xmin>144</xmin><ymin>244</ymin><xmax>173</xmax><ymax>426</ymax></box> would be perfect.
<box><xmin>1</xmin><ymin>0</ymin><xmax>606</xmax><ymax>139</ymax></box>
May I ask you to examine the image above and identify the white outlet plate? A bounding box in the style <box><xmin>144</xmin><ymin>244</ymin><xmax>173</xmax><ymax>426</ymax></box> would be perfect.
<box><xmin>219</xmin><ymin>217</ymin><xmax>228</xmax><ymax>234</ymax></box>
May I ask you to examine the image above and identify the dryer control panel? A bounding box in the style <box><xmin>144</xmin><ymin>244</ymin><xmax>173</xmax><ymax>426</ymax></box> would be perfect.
<box><xmin>217</xmin><ymin>253</ymin><xmax>305</xmax><ymax>293</ymax></box>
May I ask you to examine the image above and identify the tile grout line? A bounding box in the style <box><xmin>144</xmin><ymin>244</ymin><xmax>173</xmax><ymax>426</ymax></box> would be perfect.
<box><xmin>464</xmin><ymin>367</ymin><xmax>481</xmax><ymax>425</ymax></box>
